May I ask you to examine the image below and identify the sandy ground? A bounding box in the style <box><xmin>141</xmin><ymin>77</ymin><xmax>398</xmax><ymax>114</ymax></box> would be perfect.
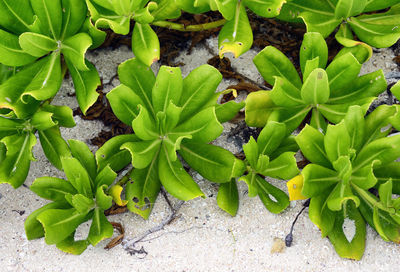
<box><xmin>1</xmin><ymin>37</ymin><xmax>400</xmax><ymax>272</ymax></box>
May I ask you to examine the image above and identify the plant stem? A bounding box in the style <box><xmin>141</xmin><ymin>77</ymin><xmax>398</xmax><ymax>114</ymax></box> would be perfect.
<box><xmin>151</xmin><ymin>19</ymin><xmax>227</xmax><ymax>32</ymax></box>
<box><xmin>117</xmin><ymin>167</ymin><xmax>134</xmax><ymax>186</ymax></box>
<box><xmin>351</xmin><ymin>183</ymin><xmax>396</xmax><ymax>214</ymax></box>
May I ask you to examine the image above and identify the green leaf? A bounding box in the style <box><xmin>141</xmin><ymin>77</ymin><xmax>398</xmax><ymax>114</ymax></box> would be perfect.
<box><xmin>179</xmin><ymin>64</ymin><xmax>222</xmax><ymax>123</ymax></box>
<box><xmin>56</xmin><ymin>233</ymin><xmax>88</xmax><ymax>255</ymax></box>
<box><xmin>335</xmin><ymin>0</ymin><xmax>367</xmax><ymax>19</ymax></box>
<box><xmin>253</xmin><ymin>46</ymin><xmax>302</xmax><ymax>88</ymax></box>
<box><xmin>132</xmin><ymin>23</ymin><xmax>160</xmax><ymax>66</ymax></box>
<box><xmin>240</xmin><ymin>172</ymin><xmax>258</xmax><ymax>197</ymax></box>
<box><xmin>296</xmin><ymin>125</ymin><xmax>331</xmax><ymax>168</ymax></box>
<box><xmin>96</xmin><ymin>134</ymin><xmax>139</xmax><ymax>172</ymax></box>
<box><xmin>31</xmin><ymin>111</ymin><xmax>57</xmax><ymax>131</ymax></box>
<box><xmin>257</xmin><ymin>121</ymin><xmax>286</xmax><ymax>155</ymax></box>
<box><xmin>351</xmin><ymin>161</ymin><xmax>378</xmax><ymax>190</ymax></box>
<box><xmin>303</xmin><ymin>58</ymin><xmax>320</xmax><ymax>82</ymax></box>
<box><xmin>80</xmin><ymin>18</ymin><xmax>106</xmax><ymax>49</ymax></box>
<box><xmin>328</xmin><ymin>202</ymin><xmax>366</xmax><ymax>260</ymax></box>
<box><xmin>255</xmin><ymin>174</ymin><xmax>289</xmax><ymax>214</ymax></box>
<box><xmin>177</xmin><ymin>0</ymin><xmax>210</xmax><ymax>13</ymax></box>
<box><xmin>126</xmin><ymin>162</ymin><xmax>161</xmax><ymax>219</ymax></box>
<box><xmin>326</xmin><ymin>53</ymin><xmax>362</xmax><ymax>92</ymax></box>
<box><xmin>262</xmin><ymin>152</ymin><xmax>299</xmax><ymax>180</ymax></box>
<box><xmin>217</xmin><ymin>178</ymin><xmax>239</xmax><ymax>216</ymax></box>
<box><xmin>179</xmin><ymin>142</ymin><xmax>238</xmax><ymax>183</ymax></box>
<box><xmin>41</xmin><ymin>104</ymin><xmax>75</xmax><ymax>128</ymax></box>
<box><xmin>364</xmin><ymin>105</ymin><xmax>396</xmax><ymax>146</ymax></box>
<box><xmin>0</xmin><ymin>116</ymin><xmax>24</xmax><ymax>139</ymax></box>
<box><xmin>215</xmin><ymin>100</ymin><xmax>244</xmax><ymax>123</ymax></box>
<box><xmin>310</xmin><ymin>108</ymin><xmax>327</xmax><ymax>133</ymax></box>
<box><xmin>244</xmin><ymin>0</ymin><xmax>286</xmax><ymax>18</ymax></box>
<box><xmin>94</xmin><ymin>165</ymin><xmax>117</xmax><ymax>188</ymax></box>
<box><xmin>96</xmin><ymin>184</ymin><xmax>113</xmax><ymax>210</ymax></box>
<box><xmin>60</xmin><ymin>0</ymin><xmax>87</xmax><ymax>39</ymax></box>
<box><xmin>327</xmin><ymin>181</ymin><xmax>360</xmax><ymax>211</ymax></box>
<box><xmin>300</xmin><ymin>32</ymin><xmax>328</xmax><ymax>74</ymax></box>
<box><xmin>0</xmin><ymin>0</ymin><xmax>36</xmax><ymax>33</ymax></box>
<box><xmin>61</xmin><ymin>157</ymin><xmax>93</xmax><ymax>198</ymax></box>
<box><xmin>270</xmin><ymin>77</ymin><xmax>303</xmax><ymax>107</ymax></box>
<box><xmin>173</xmin><ymin>107</ymin><xmax>223</xmax><ymax>144</ymax></box>
<box><xmin>0</xmin><ymin>30</ymin><xmax>37</xmax><ymax>66</ymax></box>
<box><xmin>38</xmin><ymin>127</ymin><xmax>71</xmax><ymax>169</ymax></box>
<box><xmin>25</xmin><ymin>202</ymin><xmax>68</xmax><ymax>240</ymax></box>
<box><xmin>118</xmin><ymin>58</ymin><xmax>156</xmax><ymax>117</ymax></box>
<box><xmin>31</xmin><ymin>0</ymin><xmax>63</xmax><ymax>39</ymax></box>
<box><xmin>62</xmin><ymin>33</ymin><xmax>92</xmax><ymax>71</ymax></box>
<box><xmin>68</xmin><ymin>139</ymin><xmax>97</xmax><ymax>181</ymax></box>
<box><xmin>30</xmin><ymin>176</ymin><xmax>76</xmax><ymax>202</ymax></box>
<box><xmin>218</xmin><ymin>1</ymin><xmax>253</xmax><ymax>58</ymax></box>
<box><xmin>65</xmin><ymin>58</ymin><xmax>100</xmax><ymax>115</ymax></box>
<box><xmin>70</xmin><ymin>194</ymin><xmax>95</xmax><ymax>214</ymax></box>
<box><xmin>324</xmin><ymin>122</ymin><xmax>350</xmax><ymax>162</ymax></box>
<box><xmin>158</xmin><ymin>146</ymin><xmax>204</xmax><ymax>201</ymax></box>
<box><xmin>88</xmin><ymin>207</ymin><xmax>113</xmax><ymax>246</ymax></box>
<box><xmin>19</xmin><ymin>32</ymin><xmax>58</xmax><ymax>58</ymax></box>
<box><xmin>301</xmin><ymin>164</ymin><xmax>338</xmax><ymax>197</ymax></box>
<box><xmin>343</xmin><ymin>105</ymin><xmax>365</xmax><ymax>152</ymax></box>
<box><xmin>245</xmin><ymin>91</ymin><xmax>276</xmax><ymax>127</ymax></box>
<box><xmin>133</xmin><ymin>2</ymin><xmax>157</xmax><ymax>24</ymax></box>
<box><xmin>123</xmin><ymin>139</ymin><xmax>162</xmax><ymax>169</ymax></box>
<box><xmin>0</xmin><ymin>132</ymin><xmax>36</xmax><ymax>188</ymax></box>
<box><xmin>132</xmin><ymin>105</ymin><xmax>158</xmax><ymax>140</ymax></box>
<box><xmin>301</xmin><ymin>68</ymin><xmax>330</xmax><ymax>105</ymax></box>
<box><xmin>309</xmin><ymin>191</ymin><xmax>335</xmax><ymax>237</ymax></box>
<box><xmin>37</xmin><ymin>208</ymin><xmax>88</xmax><ymax>245</ymax></box>
<box><xmin>243</xmin><ymin>137</ymin><xmax>259</xmax><ymax>170</ymax></box>
<box><xmin>374</xmin><ymin>162</ymin><xmax>400</xmax><ymax>194</ymax></box>
<box><xmin>152</xmin><ymin>66</ymin><xmax>182</xmax><ymax>113</ymax></box>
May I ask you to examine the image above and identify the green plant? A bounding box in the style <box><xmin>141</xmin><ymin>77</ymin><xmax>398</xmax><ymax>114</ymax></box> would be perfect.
<box><xmin>106</xmin><ymin>58</ymin><xmax>245</xmax><ymax>218</ymax></box>
<box><xmin>24</xmin><ymin>139</ymin><xmax>120</xmax><ymax>254</ymax></box>
<box><xmin>219</xmin><ymin>121</ymin><xmax>299</xmax><ymax>216</ymax></box>
<box><xmin>288</xmin><ymin>105</ymin><xmax>400</xmax><ymax>260</ymax></box>
<box><xmin>245</xmin><ymin>32</ymin><xmax>386</xmax><ymax>133</ymax></box>
<box><xmin>279</xmin><ymin>0</ymin><xmax>400</xmax><ymax>49</ymax></box>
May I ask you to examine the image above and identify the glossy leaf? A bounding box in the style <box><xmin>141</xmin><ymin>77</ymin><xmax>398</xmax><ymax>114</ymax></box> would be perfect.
<box><xmin>39</xmin><ymin>127</ymin><xmax>71</xmax><ymax>169</ymax></box>
<box><xmin>61</xmin><ymin>157</ymin><xmax>93</xmax><ymax>198</ymax></box>
<box><xmin>301</xmin><ymin>68</ymin><xmax>329</xmax><ymax>105</ymax></box>
<box><xmin>256</xmin><ymin>175</ymin><xmax>289</xmax><ymax>214</ymax></box>
<box><xmin>87</xmin><ymin>207</ymin><xmax>113</xmax><ymax>246</ymax></box>
<box><xmin>0</xmin><ymin>29</ymin><xmax>36</xmax><ymax>66</ymax></box>
<box><xmin>132</xmin><ymin>23</ymin><xmax>160</xmax><ymax>66</ymax></box>
<box><xmin>152</xmin><ymin>66</ymin><xmax>182</xmax><ymax>113</ymax></box>
<box><xmin>217</xmin><ymin>179</ymin><xmax>239</xmax><ymax>216</ymax></box>
<box><xmin>19</xmin><ymin>32</ymin><xmax>58</xmax><ymax>58</ymax></box>
<box><xmin>68</xmin><ymin>139</ymin><xmax>97</xmax><ymax>181</ymax></box>
<box><xmin>62</xmin><ymin>33</ymin><xmax>92</xmax><ymax>71</ymax></box>
<box><xmin>299</xmin><ymin>32</ymin><xmax>328</xmax><ymax>74</ymax></box>
<box><xmin>31</xmin><ymin>0</ymin><xmax>63</xmax><ymax>39</ymax></box>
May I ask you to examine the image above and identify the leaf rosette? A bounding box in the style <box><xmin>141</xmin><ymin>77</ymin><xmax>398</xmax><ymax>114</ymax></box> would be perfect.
<box><xmin>0</xmin><ymin>0</ymin><xmax>105</xmax><ymax>115</ymax></box>
<box><xmin>288</xmin><ymin>105</ymin><xmax>400</xmax><ymax>260</ymax></box>
<box><xmin>107</xmin><ymin>59</ymin><xmax>245</xmax><ymax>219</ymax></box>
<box><xmin>25</xmin><ymin>140</ymin><xmax>121</xmax><ymax>254</ymax></box>
<box><xmin>245</xmin><ymin>32</ymin><xmax>387</xmax><ymax>133</ymax></box>
<box><xmin>278</xmin><ymin>0</ymin><xmax>400</xmax><ymax>49</ymax></box>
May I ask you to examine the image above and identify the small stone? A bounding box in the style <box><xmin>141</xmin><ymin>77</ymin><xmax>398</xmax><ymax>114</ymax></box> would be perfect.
<box><xmin>270</xmin><ymin>237</ymin><xmax>286</xmax><ymax>254</ymax></box>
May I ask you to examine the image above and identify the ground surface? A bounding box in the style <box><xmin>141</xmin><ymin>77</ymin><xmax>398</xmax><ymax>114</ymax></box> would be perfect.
<box><xmin>1</xmin><ymin>29</ymin><xmax>400</xmax><ymax>271</ymax></box>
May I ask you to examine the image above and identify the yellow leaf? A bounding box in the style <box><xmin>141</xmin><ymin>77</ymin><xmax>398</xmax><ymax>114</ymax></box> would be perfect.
<box><xmin>287</xmin><ymin>175</ymin><xmax>308</xmax><ymax>201</ymax></box>
<box><xmin>109</xmin><ymin>185</ymin><xmax>128</xmax><ymax>206</ymax></box>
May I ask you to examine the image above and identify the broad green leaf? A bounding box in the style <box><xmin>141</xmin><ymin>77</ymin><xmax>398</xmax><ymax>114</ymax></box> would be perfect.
<box><xmin>296</xmin><ymin>125</ymin><xmax>331</xmax><ymax>168</ymax></box>
<box><xmin>31</xmin><ymin>0</ymin><xmax>63</xmax><ymax>39</ymax></box>
<box><xmin>31</xmin><ymin>111</ymin><xmax>57</xmax><ymax>131</ymax></box>
<box><xmin>324</xmin><ymin>122</ymin><xmax>350</xmax><ymax>162</ymax></box>
<box><xmin>163</xmin><ymin>134</ymin><xmax>190</xmax><ymax>162</ymax></box>
<box><xmin>262</xmin><ymin>152</ymin><xmax>299</xmax><ymax>180</ymax></box>
<box><xmin>300</xmin><ymin>32</ymin><xmax>328</xmax><ymax>74</ymax></box>
<box><xmin>303</xmin><ymin>58</ymin><xmax>320</xmax><ymax>82</ymax></box>
<box><xmin>126</xmin><ymin>162</ymin><xmax>161</xmax><ymax>219</ymax></box>
<box><xmin>269</xmin><ymin>135</ymin><xmax>298</xmax><ymax>160</ymax></box>
<box><xmin>308</xmin><ymin>190</ymin><xmax>335</xmax><ymax>236</ymax></box>
<box><xmin>68</xmin><ymin>139</ymin><xmax>97</xmax><ymax>181</ymax></box>
<box><xmin>0</xmin><ymin>0</ymin><xmax>36</xmax><ymax>33</ymax></box>
<box><xmin>253</xmin><ymin>46</ymin><xmax>301</xmax><ymax>88</ymax></box>
<box><xmin>39</xmin><ymin>127</ymin><xmax>71</xmax><ymax>169</ymax></box>
<box><xmin>152</xmin><ymin>66</ymin><xmax>182</xmax><ymax>113</ymax></box>
<box><xmin>274</xmin><ymin>105</ymin><xmax>311</xmax><ymax>135</ymax></box>
<box><xmin>61</xmin><ymin>157</ymin><xmax>93</xmax><ymax>198</ymax></box>
<box><xmin>301</xmin><ymin>68</ymin><xmax>330</xmax><ymax>105</ymax></box>
<box><xmin>244</xmin><ymin>0</ymin><xmax>286</xmax><ymax>18</ymax></box>
<box><xmin>70</xmin><ymin>194</ymin><xmax>95</xmax><ymax>214</ymax></box>
<box><xmin>363</xmin><ymin>0</ymin><xmax>400</xmax><ymax>12</ymax></box>
<box><xmin>111</xmin><ymin>0</ymin><xmax>131</xmax><ymax>15</ymax></box>
<box><xmin>364</xmin><ymin>105</ymin><xmax>396</xmax><ymax>146</ymax></box>
<box><xmin>245</xmin><ymin>91</ymin><xmax>276</xmax><ymax>127</ymax></box>
<box><xmin>0</xmin><ymin>30</ymin><xmax>37</xmax><ymax>66</ymax></box>
<box><xmin>132</xmin><ymin>2</ymin><xmax>157</xmax><ymax>24</ymax></box>
<box><xmin>242</xmin><ymin>137</ymin><xmax>258</xmax><ymax>169</ymax></box>
<box><xmin>22</xmin><ymin>52</ymin><xmax>62</xmax><ymax>102</ymax></box>
<box><xmin>302</xmin><ymin>164</ymin><xmax>339</xmax><ymax>197</ymax></box>
<box><xmin>255</xmin><ymin>175</ymin><xmax>289</xmax><ymax>214</ymax></box>
<box><xmin>344</xmin><ymin>105</ymin><xmax>365</xmax><ymax>152</ymax></box>
<box><xmin>132</xmin><ymin>105</ymin><xmax>158</xmax><ymax>140</ymax></box>
<box><xmin>152</xmin><ymin>0</ymin><xmax>181</xmax><ymax>21</ymax></box>
<box><xmin>158</xmin><ymin>146</ymin><xmax>204</xmax><ymax>201</ymax></box>
<box><xmin>118</xmin><ymin>58</ymin><xmax>156</xmax><ymax>116</ymax></box>
<box><xmin>56</xmin><ymin>233</ymin><xmax>88</xmax><ymax>255</ymax></box>
<box><xmin>0</xmin><ymin>132</ymin><xmax>36</xmax><ymax>188</ymax></box>
<box><xmin>348</xmin><ymin>7</ymin><xmax>400</xmax><ymax>48</ymax></box>
<box><xmin>25</xmin><ymin>202</ymin><xmax>68</xmax><ymax>240</ymax></box>
<box><xmin>132</xmin><ymin>23</ymin><xmax>160</xmax><ymax>66</ymax></box>
<box><xmin>41</xmin><ymin>104</ymin><xmax>75</xmax><ymax>128</ymax></box>
<box><xmin>62</xmin><ymin>33</ymin><xmax>92</xmax><ymax>71</ymax></box>
<box><xmin>0</xmin><ymin>116</ymin><xmax>24</xmax><ymax>139</ymax></box>
<box><xmin>217</xmin><ymin>179</ymin><xmax>239</xmax><ymax>216</ymax></box>
<box><xmin>179</xmin><ymin>142</ymin><xmax>237</xmax><ymax>183</ymax></box>
<box><xmin>80</xmin><ymin>18</ymin><xmax>106</xmax><ymax>49</ymax></box>
<box><xmin>95</xmin><ymin>134</ymin><xmax>139</xmax><ymax>172</ymax></box>
<box><xmin>239</xmin><ymin>172</ymin><xmax>258</xmax><ymax>197</ymax></box>
<box><xmin>65</xmin><ymin>58</ymin><xmax>100</xmax><ymax>115</ymax></box>
<box><xmin>94</xmin><ymin>165</ymin><xmax>117</xmax><ymax>188</ymax></box>
<box><xmin>351</xmin><ymin>161</ymin><xmax>378</xmax><ymax>190</ymax></box>
<box><xmin>328</xmin><ymin>202</ymin><xmax>366</xmax><ymax>260</ymax></box>
<box><xmin>37</xmin><ymin>208</ymin><xmax>88</xmax><ymax>245</ymax></box>
<box><xmin>60</xmin><ymin>0</ymin><xmax>87</xmax><ymax>39</ymax></box>
<box><xmin>179</xmin><ymin>64</ymin><xmax>222</xmax><ymax>123</ymax></box>
<box><xmin>328</xmin><ymin>70</ymin><xmax>386</xmax><ymax>104</ymax></box>
<box><xmin>327</xmin><ymin>181</ymin><xmax>360</xmax><ymax>211</ymax></box>
<box><xmin>335</xmin><ymin>0</ymin><xmax>367</xmax><ymax>19</ymax></box>
<box><xmin>209</xmin><ymin>0</ymin><xmax>236</xmax><ymax>19</ymax></box>
<box><xmin>106</xmin><ymin>85</ymin><xmax>143</xmax><ymax>126</ymax></box>
<box><xmin>310</xmin><ymin>108</ymin><xmax>327</xmax><ymax>133</ymax></box>
<box><xmin>215</xmin><ymin>100</ymin><xmax>244</xmax><ymax>123</ymax></box>
<box><xmin>96</xmin><ymin>184</ymin><xmax>113</xmax><ymax>210</ymax></box>
<box><xmin>270</xmin><ymin>77</ymin><xmax>303</xmax><ymax>107</ymax></box>
<box><xmin>31</xmin><ymin>177</ymin><xmax>76</xmax><ymax>202</ymax></box>
<box><xmin>177</xmin><ymin>0</ymin><xmax>210</xmax><ymax>13</ymax></box>
<box><xmin>326</xmin><ymin>53</ymin><xmax>361</xmax><ymax>92</ymax></box>
<box><xmin>257</xmin><ymin>121</ymin><xmax>286</xmax><ymax>155</ymax></box>
<box><xmin>374</xmin><ymin>162</ymin><xmax>400</xmax><ymax>194</ymax></box>
<box><xmin>379</xmin><ymin>179</ymin><xmax>393</xmax><ymax>208</ymax></box>
<box><xmin>173</xmin><ymin>107</ymin><xmax>223</xmax><ymax>144</ymax></box>
<box><xmin>19</xmin><ymin>32</ymin><xmax>58</xmax><ymax>58</ymax></box>
<box><xmin>218</xmin><ymin>1</ymin><xmax>252</xmax><ymax>58</ymax></box>
<box><xmin>88</xmin><ymin>207</ymin><xmax>113</xmax><ymax>246</ymax></box>
<box><xmin>122</xmin><ymin>139</ymin><xmax>162</xmax><ymax>169</ymax></box>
